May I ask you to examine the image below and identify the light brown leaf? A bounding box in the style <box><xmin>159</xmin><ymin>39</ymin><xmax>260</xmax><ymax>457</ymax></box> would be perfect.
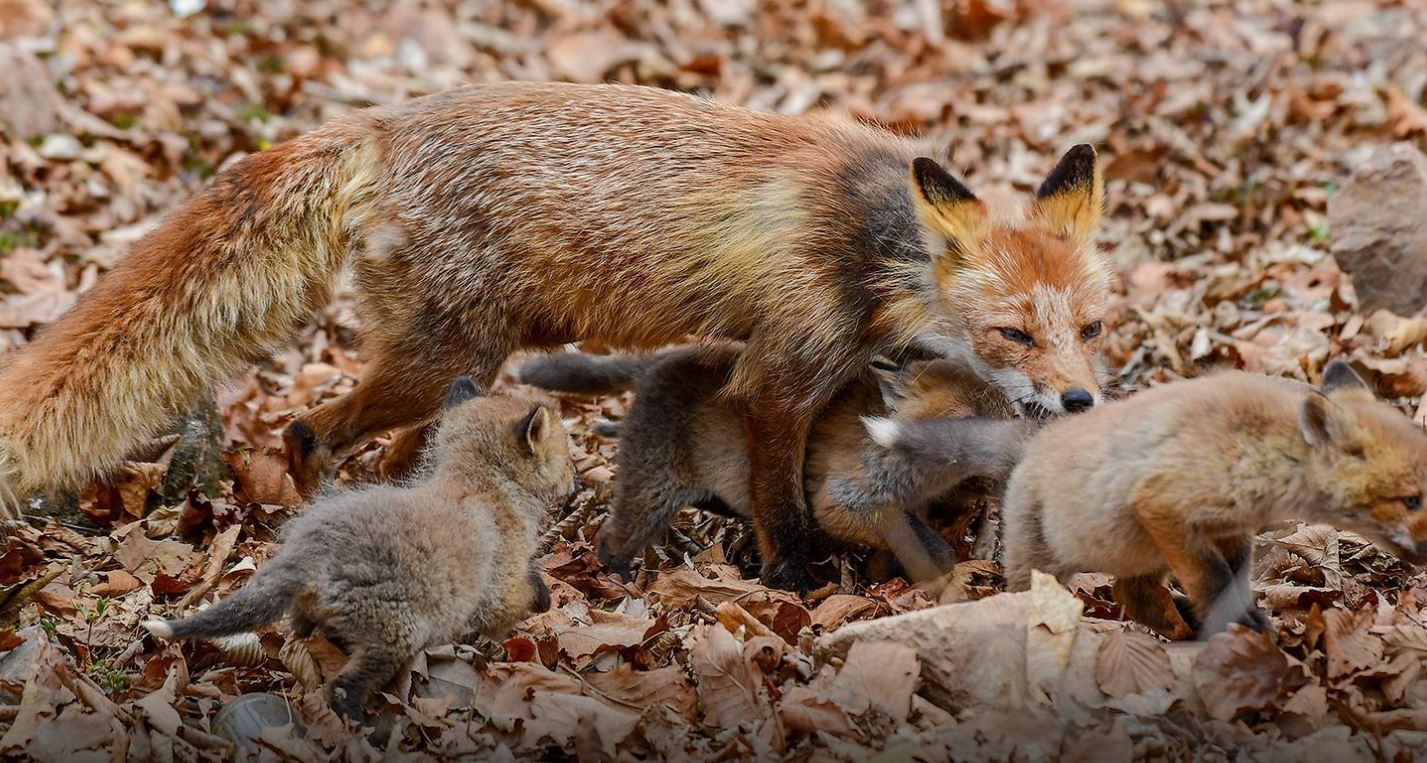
<box><xmin>1095</xmin><ymin>628</ymin><xmax>1173</xmax><ymax>699</ymax></box>
<box><xmin>1323</xmin><ymin>606</ymin><xmax>1383</xmax><ymax>679</ymax></box>
<box><xmin>1192</xmin><ymin>629</ymin><xmax>1304</xmax><ymax>720</ymax></box>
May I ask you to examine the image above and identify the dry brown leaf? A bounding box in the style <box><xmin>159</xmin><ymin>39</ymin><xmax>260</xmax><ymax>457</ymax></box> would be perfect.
<box><xmin>688</xmin><ymin>622</ymin><xmax>769</xmax><ymax>730</ymax></box>
<box><xmin>1095</xmin><ymin>628</ymin><xmax>1173</xmax><ymax>699</ymax></box>
<box><xmin>1323</xmin><ymin>606</ymin><xmax>1383</xmax><ymax>679</ymax></box>
<box><xmin>1192</xmin><ymin>629</ymin><xmax>1305</xmax><ymax>721</ymax></box>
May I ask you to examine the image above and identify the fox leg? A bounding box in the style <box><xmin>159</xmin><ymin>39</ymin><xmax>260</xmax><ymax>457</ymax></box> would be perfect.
<box><xmin>1213</xmin><ymin>534</ymin><xmax>1270</xmax><ymax>634</ymax></box>
<box><xmin>285</xmin><ymin>339</ymin><xmax>508</xmax><ymax>494</ymax></box>
<box><xmin>327</xmin><ymin>644</ymin><xmax>411</xmax><ymax>722</ymax></box>
<box><xmin>1133</xmin><ymin>503</ymin><xmax>1245</xmax><ymax>638</ymax></box>
<box><xmin>597</xmin><ymin>483</ymin><xmax>709</xmax><ymax>578</ymax></box>
<box><xmin>1111</xmin><ymin>575</ymin><xmax>1195</xmax><ymax>639</ymax></box>
<box><xmin>876</xmin><ymin>507</ymin><xmax>956</xmax><ymax>583</ymax></box>
<box><xmin>379</xmin><ymin>422</ymin><xmax>436</xmax><ymax>483</ymax></box>
<box><xmin>1001</xmin><ymin>481</ymin><xmax>1052</xmax><ymax>592</ymax></box>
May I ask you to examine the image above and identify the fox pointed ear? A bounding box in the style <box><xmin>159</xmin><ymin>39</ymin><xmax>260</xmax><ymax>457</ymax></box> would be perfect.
<box><xmin>909</xmin><ymin>158</ymin><xmax>987</xmax><ymax>252</ymax></box>
<box><xmin>1322</xmin><ymin>360</ymin><xmax>1372</xmax><ymax>397</ymax></box>
<box><xmin>1299</xmin><ymin>391</ymin><xmax>1360</xmax><ymax>448</ymax></box>
<box><xmin>519</xmin><ymin>405</ymin><xmax>557</xmax><ymax>455</ymax></box>
<box><xmin>869</xmin><ymin>361</ymin><xmax>908</xmax><ymax>410</ymax></box>
<box><xmin>442</xmin><ymin>376</ymin><xmax>483</xmax><ymax>411</ymax></box>
<box><xmin>1028</xmin><ymin>144</ymin><xmax>1103</xmax><ymax>239</ymax></box>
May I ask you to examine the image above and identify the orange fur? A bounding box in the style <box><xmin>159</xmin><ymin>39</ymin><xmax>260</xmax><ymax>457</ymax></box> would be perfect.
<box><xmin>0</xmin><ymin>83</ymin><xmax>1109</xmax><ymax>591</ymax></box>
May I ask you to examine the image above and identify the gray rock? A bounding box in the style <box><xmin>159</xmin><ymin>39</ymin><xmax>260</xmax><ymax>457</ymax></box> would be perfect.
<box><xmin>1329</xmin><ymin>143</ymin><xmax>1427</xmax><ymax>316</ymax></box>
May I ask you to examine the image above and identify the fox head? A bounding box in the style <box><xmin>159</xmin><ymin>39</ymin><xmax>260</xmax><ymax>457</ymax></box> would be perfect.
<box><xmin>434</xmin><ymin>377</ymin><xmax>577</xmax><ymax>504</ymax></box>
<box><xmin>1299</xmin><ymin>361</ymin><xmax>1427</xmax><ymax>561</ymax></box>
<box><xmin>908</xmin><ymin>146</ymin><xmax>1113</xmax><ymax>416</ymax></box>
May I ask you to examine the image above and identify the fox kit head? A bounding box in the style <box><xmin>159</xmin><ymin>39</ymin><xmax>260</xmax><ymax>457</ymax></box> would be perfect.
<box><xmin>909</xmin><ymin>146</ymin><xmax>1113</xmax><ymax>416</ymax></box>
<box><xmin>434</xmin><ymin>377</ymin><xmax>576</xmax><ymax>504</ymax></box>
<box><xmin>1299</xmin><ymin>361</ymin><xmax>1427</xmax><ymax>561</ymax></box>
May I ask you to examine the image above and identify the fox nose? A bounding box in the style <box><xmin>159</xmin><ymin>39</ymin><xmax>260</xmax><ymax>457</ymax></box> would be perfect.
<box><xmin>1061</xmin><ymin>388</ymin><xmax>1095</xmax><ymax>413</ymax></box>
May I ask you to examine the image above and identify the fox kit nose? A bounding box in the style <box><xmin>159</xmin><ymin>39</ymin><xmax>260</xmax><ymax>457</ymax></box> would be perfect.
<box><xmin>1061</xmin><ymin>388</ymin><xmax>1095</xmax><ymax>413</ymax></box>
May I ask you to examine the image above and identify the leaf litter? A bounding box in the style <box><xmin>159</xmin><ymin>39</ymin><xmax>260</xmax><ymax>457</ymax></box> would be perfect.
<box><xmin>1</xmin><ymin>0</ymin><xmax>1427</xmax><ymax>759</ymax></box>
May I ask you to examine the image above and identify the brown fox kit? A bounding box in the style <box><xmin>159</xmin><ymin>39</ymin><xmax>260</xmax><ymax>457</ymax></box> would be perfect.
<box><xmin>142</xmin><ymin>379</ymin><xmax>575</xmax><ymax>720</ymax></box>
<box><xmin>0</xmin><ymin>82</ymin><xmax>1111</xmax><ymax>592</ymax></box>
<box><xmin>1003</xmin><ymin>361</ymin><xmax>1427</xmax><ymax>639</ymax></box>
<box><xmin>520</xmin><ymin>345</ymin><xmax>1034</xmax><ymax>583</ymax></box>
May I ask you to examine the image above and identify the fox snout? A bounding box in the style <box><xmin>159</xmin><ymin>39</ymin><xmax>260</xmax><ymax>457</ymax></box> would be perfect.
<box><xmin>1060</xmin><ymin>388</ymin><xmax>1095</xmax><ymax>414</ymax></box>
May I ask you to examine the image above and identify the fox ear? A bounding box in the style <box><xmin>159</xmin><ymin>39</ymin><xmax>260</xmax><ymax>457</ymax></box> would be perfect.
<box><xmin>1299</xmin><ymin>391</ymin><xmax>1360</xmax><ymax>449</ymax></box>
<box><xmin>1322</xmin><ymin>360</ymin><xmax>1372</xmax><ymax>397</ymax></box>
<box><xmin>442</xmin><ymin>376</ymin><xmax>483</xmax><ymax>411</ymax></box>
<box><xmin>909</xmin><ymin>158</ymin><xmax>987</xmax><ymax>252</ymax></box>
<box><xmin>869</xmin><ymin>360</ymin><xmax>908</xmax><ymax>410</ymax></box>
<box><xmin>519</xmin><ymin>405</ymin><xmax>557</xmax><ymax>455</ymax></box>
<box><xmin>1028</xmin><ymin>144</ymin><xmax>1103</xmax><ymax>240</ymax></box>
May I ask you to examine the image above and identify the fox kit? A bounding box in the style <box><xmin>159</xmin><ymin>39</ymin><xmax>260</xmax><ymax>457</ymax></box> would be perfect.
<box><xmin>1002</xmin><ymin>361</ymin><xmax>1427</xmax><ymax>639</ymax></box>
<box><xmin>520</xmin><ymin>346</ymin><xmax>1034</xmax><ymax>583</ymax></box>
<box><xmin>0</xmin><ymin>82</ymin><xmax>1111</xmax><ymax>591</ymax></box>
<box><xmin>142</xmin><ymin>379</ymin><xmax>575</xmax><ymax>720</ymax></box>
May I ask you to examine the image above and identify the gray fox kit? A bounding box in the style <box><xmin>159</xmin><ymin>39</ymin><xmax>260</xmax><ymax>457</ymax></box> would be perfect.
<box><xmin>520</xmin><ymin>345</ymin><xmax>1033</xmax><ymax>583</ymax></box>
<box><xmin>0</xmin><ymin>80</ymin><xmax>1112</xmax><ymax>592</ymax></box>
<box><xmin>142</xmin><ymin>379</ymin><xmax>574</xmax><ymax>720</ymax></box>
<box><xmin>1002</xmin><ymin>361</ymin><xmax>1427</xmax><ymax>639</ymax></box>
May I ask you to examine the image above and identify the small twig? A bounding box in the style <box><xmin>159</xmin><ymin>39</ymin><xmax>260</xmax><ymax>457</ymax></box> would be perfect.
<box><xmin>0</xmin><ymin>567</ymin><xmax>65</xmax><ymax>619</ymax></box>
<box><xmin>805</xmin><ymin>582</ymin><xmax>839</xmax><ymax>605</ymax></box>
<box><xmin>180</xmin><ymin>524</ymin><xmax>242</xmax><ymax>607</ymax></box>
<box><xmin>538</xmin><ymin>500</ymin><xmax>594</xmax><ymax>554</ymax></box>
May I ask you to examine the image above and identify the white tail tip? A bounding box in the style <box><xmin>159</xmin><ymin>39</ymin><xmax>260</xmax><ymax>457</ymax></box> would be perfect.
<box><xmin>862</xmin><ymin>416</ymin><xmax>900</xmax><ymax>448</ymax></box>
<box><xmin>141</xmin><ymin>619</ymin><xmax>175</xmax><ymax>640</ymax></box>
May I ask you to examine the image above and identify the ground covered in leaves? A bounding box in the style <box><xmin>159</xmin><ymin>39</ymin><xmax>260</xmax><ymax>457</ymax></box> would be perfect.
<box><xmin>3</xmin><ymin>0</ymin><xmax>1427</xmax><ymax>760</ymax></box>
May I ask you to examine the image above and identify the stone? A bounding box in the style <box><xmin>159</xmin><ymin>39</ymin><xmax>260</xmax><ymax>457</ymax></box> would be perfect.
<box><xmin>1329</xmin><ymin>143</ymin><xmax>1427</xmax><ymax>316</ymax></box>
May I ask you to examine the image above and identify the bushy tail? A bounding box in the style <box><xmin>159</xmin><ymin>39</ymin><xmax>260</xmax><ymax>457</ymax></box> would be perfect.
<box><xmin>517</xmin><ymin>353</ymin><xmax>661</xmax><ymax>396</ymax></box>
<box><xmin>0</xmin><ymin>117</ymin><xmax>385</xmax><ymax>519</ymax></box>
<box><xmin>143</xmin><ymin>563</ymin><xmax>301</xmax><ymax>641</ymax></box>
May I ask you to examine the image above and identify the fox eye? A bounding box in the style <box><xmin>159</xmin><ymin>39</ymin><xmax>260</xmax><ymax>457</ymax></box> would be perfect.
<box><xmin>997</xmin><ymin>327</ymin><xmax>1035</xmax><ymax>348</ymax></box>
<box><xmin>1081</xmin><ymin>321</ymin><xmax>1103</xmax><ymax>341</ymax></box>
<box><xmin>1404</xmin><ymin>495</ymin><xmax>1422</xmax><ymax>512</ymax></box>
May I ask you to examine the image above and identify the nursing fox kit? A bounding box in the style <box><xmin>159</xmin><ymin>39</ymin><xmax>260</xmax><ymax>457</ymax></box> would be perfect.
<box><xmin>0</xmin><ymin>82</ymin><xmax>1113</xmax><ymax>590</ymax></box>
<box><xmin>144</xmin><ymin>381</ymin><xmax>574</xmax><ymax>720</ymax></box>
<box><xmin>521</xmin><ymin>346</ymin><xmax>1036</xmax><ymax>583</ymax></box>
<box><xmin>1003</xmin><ymin>361</ymin><xmax>1427</xmax><ymax>638</ymax></box>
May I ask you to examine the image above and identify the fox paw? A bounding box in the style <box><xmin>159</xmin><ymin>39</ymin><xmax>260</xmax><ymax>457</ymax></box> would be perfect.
<box><xmin>1237</xmin><ymin>607</ymin><xmax>1275</xmax><ymax>636</ymax></box>
<box><xmin>327</xmin><ymin>683</ymin><xmax>367</xmax><ymax>725</ymax></box>
<box><xmin>760</xmin><ymin>558</ymin><xmax>816</xmax><ymax>595</ymax></box>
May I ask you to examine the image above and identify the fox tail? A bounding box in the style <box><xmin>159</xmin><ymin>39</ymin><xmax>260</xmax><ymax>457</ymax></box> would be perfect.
<box><xmin>0</xmin><ymin>117</ymin><xmax>385</xmax><ymax>520</ymax></box>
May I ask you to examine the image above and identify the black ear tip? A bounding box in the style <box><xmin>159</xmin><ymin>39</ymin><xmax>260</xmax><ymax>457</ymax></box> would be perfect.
<box><xmin>1037</xmin><ymin>145</ymin><xmax>1099</xmax><ymax>199</ymax></box>
<box><xmin>911</xmin><ymin>157</ymin><xmax>977</xmax><ymax>203</ymax></box>
<box><xmin>442</xmin><ymin>376</ymin><xmax>483</xmax><ymax>410</ymax></box>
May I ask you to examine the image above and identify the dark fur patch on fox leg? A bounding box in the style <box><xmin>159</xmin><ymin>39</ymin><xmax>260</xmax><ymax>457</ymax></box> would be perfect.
<box><xmin>1112</xmin><ymin>575</ymin><xmax>1194</xmax><ymax>639</ymax></box>
<box><xmin>529</xmin><ymin>567</ymin><xmax>551</xmax><ymax>613</ymax></box>
<box><xmin>328</xmin><ymin>645</ymin><xmax>409</xmax><ymax>722</ymax></box>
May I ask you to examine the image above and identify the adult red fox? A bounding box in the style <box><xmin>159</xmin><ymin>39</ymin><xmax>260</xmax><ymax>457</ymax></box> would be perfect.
<box><xmin>0</xmin><ymin>83</ymin><xmax>1111</xmax><ymax>591</ymax></box>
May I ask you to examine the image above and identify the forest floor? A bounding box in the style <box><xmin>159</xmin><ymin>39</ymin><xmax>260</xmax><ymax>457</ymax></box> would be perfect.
<box><xmin>2</xmin><ymin>0</ymin><xmax>1427</xmax><ymax>760</ymax></box>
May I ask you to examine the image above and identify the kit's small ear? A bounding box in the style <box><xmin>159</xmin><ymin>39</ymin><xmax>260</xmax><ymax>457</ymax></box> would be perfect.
<box><xmin>909</xmin><ymin>158</ymin><xmax>988</xmax><ymax>252</ymax></box>
<box><xmin>1028</xmin><ymin>144</ymin><xmax>1103</xmax><ymax>239</ymax></box>
<box><xmin>442</xmin><ymin>376</ymin><xmax>483</xmax><ymax>410</ymax></box>
<box><xmin>519</xmin><ymin>405</ymin><xmax>557</xmax><ymax>455</ymax></box>
<box><xmin>869</xmin><ymin>360</ymin><xmax>907</xmax><ymax>410</ymax></box>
